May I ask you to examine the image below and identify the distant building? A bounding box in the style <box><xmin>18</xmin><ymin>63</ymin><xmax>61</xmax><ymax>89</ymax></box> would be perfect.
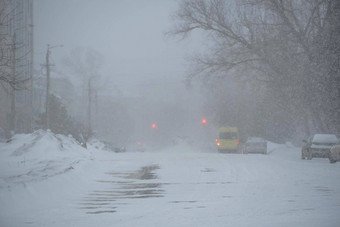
<box><xmin>0</xmin><ymin>0</ymin><xmax>34</xmax><ymax>137</ymax></box>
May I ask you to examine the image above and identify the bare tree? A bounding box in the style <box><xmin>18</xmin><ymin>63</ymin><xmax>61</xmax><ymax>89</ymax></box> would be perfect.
<box><xmin>170</xmin><ymin>0</ymin><xmax>339</xmax><ymax>136</ymax></box>
<box><xmin>63</xmin><ymin>47</ymin><xmax>104</xmax><ymax>139</ymax></box>
<box><xmin>0</xmin><ymin>0</ymin><xmax>31</xmax><ymax>90</ymax></box>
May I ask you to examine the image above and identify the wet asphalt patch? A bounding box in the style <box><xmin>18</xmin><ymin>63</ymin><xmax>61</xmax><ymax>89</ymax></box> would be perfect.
<box><xmin>79</xmin><ymin>164</ymin><xmax>236</xmax><ymax>214</ymax></box>
<box><xmin>79</xmin><ymin>165</ymin><xmax>164</xmax><ymax>214</ymax></box>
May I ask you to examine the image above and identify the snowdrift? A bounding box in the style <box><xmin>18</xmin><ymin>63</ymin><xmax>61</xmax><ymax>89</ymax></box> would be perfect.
<box><xmin>0</xmin><ymin>130</ymin><xmax>91</xmax><ymax>187</ymax></box>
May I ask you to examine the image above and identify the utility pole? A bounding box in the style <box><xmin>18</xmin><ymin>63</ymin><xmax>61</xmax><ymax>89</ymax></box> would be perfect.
<box><xmin>44</xmin><ymin>44</ymin><xmax>63</xmax><ymax>130</ymax></box>
<box><xmin>87</xmin><ymin>77</ymin><xmax>92</xmax><ymax>136</ymax></box>
<box><xmin>45</xmin><ymin>44</ymin><xmax>50</xmax><ymax>130</ymax></box>
<box><xmin>87</xmin><ymin>76</ymin><xmax>96</xmax><ymax>137</ymax></box>
<box><xmin>10</xmin><ymin>32</ymin><xmax>16</xmax><ymax>136</ymax></box>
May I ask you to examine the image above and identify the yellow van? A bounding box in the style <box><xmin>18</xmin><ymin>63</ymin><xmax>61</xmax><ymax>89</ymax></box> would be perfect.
<box><xmin>216</xmin><ymin>127</ymin><xmax>239</xmax><ymax>153</ymax></box>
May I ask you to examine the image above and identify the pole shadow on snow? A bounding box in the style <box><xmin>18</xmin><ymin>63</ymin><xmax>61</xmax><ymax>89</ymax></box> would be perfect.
<box><xmin>78</xmin><ymin>164</ymin><xmax>165</xmax><ymax>214</ymax></box>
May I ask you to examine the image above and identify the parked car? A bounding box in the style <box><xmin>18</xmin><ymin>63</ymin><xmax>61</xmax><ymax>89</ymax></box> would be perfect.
<box><xmin>244</xmin><ymin>137</ymin><xmax>267</xmax><ymax>154</ymax></box>
<box><xmin>329</xmin><ymin>144</ymin><xmax>340</xmax><ymax>163</ymax></box>
<box><xmin>301</xmin><ymin>134</ymin><xmax>338</xmax><ymax>160</ymax></box>
<box><xmin>102</xmin><ymin>141</ymin><xmax>126</xmax><ymax>153</ymax></box>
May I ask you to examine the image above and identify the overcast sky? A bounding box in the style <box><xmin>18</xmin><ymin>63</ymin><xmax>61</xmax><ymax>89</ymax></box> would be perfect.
<box><xmin>34</xmin><ymin>0</ymin><xmax>203</xmax><ymax>95</ymax></box>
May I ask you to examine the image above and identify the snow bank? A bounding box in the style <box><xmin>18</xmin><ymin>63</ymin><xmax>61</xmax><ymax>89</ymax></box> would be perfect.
<box><xmin>0</xmin><ymin>130</ymin><xmax>91</xmax><ymax>187</ymax></box>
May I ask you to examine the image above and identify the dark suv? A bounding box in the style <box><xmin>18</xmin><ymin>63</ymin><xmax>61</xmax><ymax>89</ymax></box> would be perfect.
<box><xmin>301</xmin><ymin>134</ymin><xmax>338</xmax><ymax>160</ymax></box>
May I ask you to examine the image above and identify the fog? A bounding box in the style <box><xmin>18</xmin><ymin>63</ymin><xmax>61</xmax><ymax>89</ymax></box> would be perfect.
<box><xmin>1</xmin><ymin>1</ymin><xmax>340</xmax><ymax>226</ymax></box>
<box><xmin>33</xmin><ymin>0</ymin><xmax>339</xmax><ymax>146</ymax></box>
<box><xmin>34</xmin><ymin>0</ymin><xmax>212</xmax><ymax>147</ymax></box>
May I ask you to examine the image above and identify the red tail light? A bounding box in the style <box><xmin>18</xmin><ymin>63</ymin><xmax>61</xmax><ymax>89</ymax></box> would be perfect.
<box><xmin>237</xmin><ymin>139</ymin><xmax>239</xmax><ymax>145</ymax></box>
<box><xmin>216</xmin><ymin>139</ymin><xmax>220</xmax><ymax>146</ymax></box>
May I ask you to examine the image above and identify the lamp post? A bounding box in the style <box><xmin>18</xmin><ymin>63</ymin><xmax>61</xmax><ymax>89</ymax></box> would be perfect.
<box><xmin>45</xmin><ymin>44</ymin><xmax>63</xmax><ymax>130</ymax></box>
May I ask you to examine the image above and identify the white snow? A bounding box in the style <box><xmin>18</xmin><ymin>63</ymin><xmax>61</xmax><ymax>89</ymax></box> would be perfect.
<box><xmin>1</xmin><ymin>131</ymin><xmax>340</xmax><ymax>227</ymax></box>
<box><xmin>245</xmin><ymin>137</ymin><xmax>266</xmax><ymax>142</ymax></box>
<box><xmin>312</xmin><ymin>134</ymin><xmax>338</xmax><ymax>144</ymax></box>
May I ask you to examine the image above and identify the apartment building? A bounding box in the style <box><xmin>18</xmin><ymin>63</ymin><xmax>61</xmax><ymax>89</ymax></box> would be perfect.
<box><xmin>0</xmin><ymin>0</ymin><xmax>34</xmax><ymax>138</ymax></box>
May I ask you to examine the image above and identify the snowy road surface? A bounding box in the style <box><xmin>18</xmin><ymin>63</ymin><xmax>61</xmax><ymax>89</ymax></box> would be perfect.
<box><xmin>1</xmin><ymin>136</ymin><xmax>340</xmax><ymax>227</ymax></box>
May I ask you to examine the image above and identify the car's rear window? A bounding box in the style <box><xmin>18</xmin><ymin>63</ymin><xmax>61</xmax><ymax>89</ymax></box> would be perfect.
<box><xmin>219</xmin><ymin>132</ymin><xmax>238</xmax><ymax>139</ymax></box>
<box><xmin>246</xmin><ymin>137</ymin><xmax>265</xmax><ymax>143</ymax></box>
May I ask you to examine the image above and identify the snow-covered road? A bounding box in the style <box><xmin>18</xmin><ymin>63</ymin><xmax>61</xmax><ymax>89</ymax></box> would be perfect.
<box><xmin>1</xmin><ymin>133</ymin><xmax>340</xmax><ymax>227</ymax></box>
